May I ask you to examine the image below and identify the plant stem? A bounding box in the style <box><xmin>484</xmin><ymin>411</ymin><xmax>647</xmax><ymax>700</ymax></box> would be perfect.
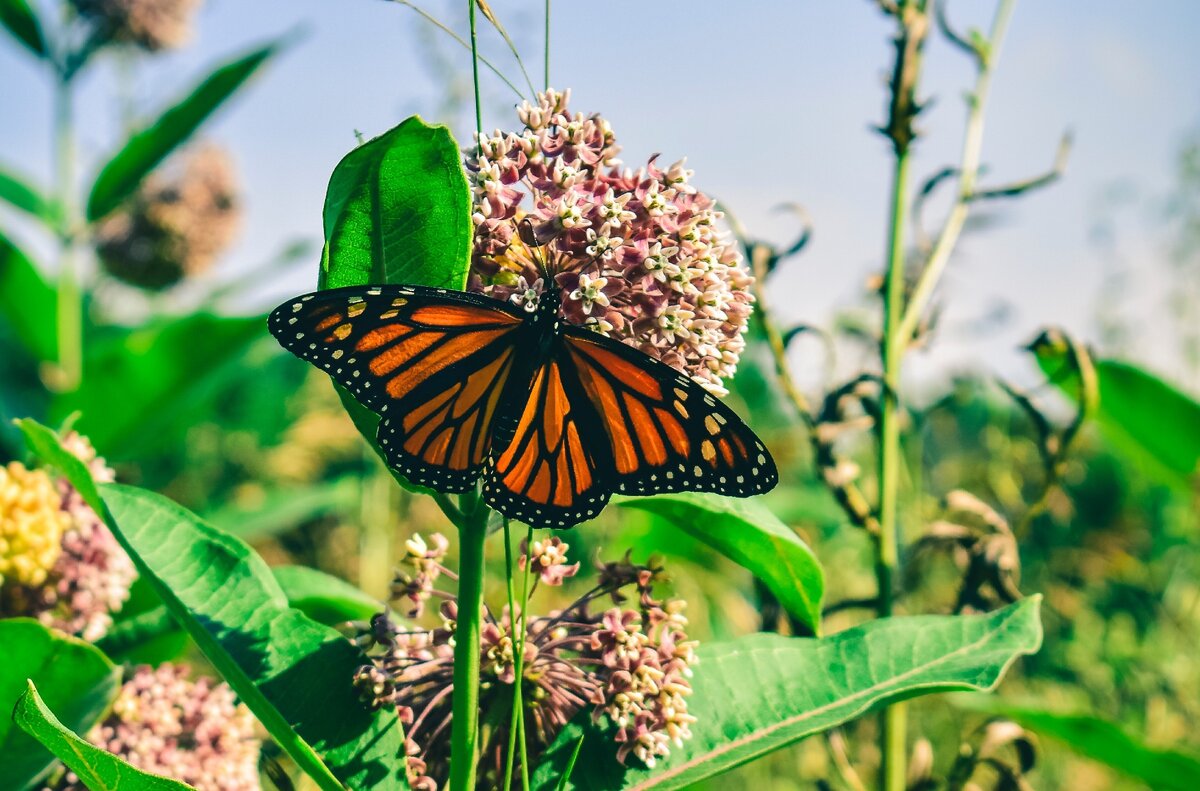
<box><xmin>876</xmin><ymin>2</ymin><xmax>927</xmax><ymax>787</ymax></box>
<box><xmin>543</xmin><ymin>0</ymin><xmax>550</xmax><ymax>90</ymax></box>
<box><xmin>53</xmin><ymin>70</ymin><xmax>82</xmax><ymax>393</ymax></box>
<box><xmin>501</xmin><ymin>521</ymin><xmax>529</xmax><ymax>791</ymax></box>
<box><xmin>897</xmin><ymin>0</ymin><xmax>1016</xmax><ymax>347</ymax></box>
<box><xmin>468</xmin><ymin>0</ymin><xmax>482</xmax><ymax>140</ymax></box>
<box><xmin>449</xmin><ymin>497</ymin><xmax>487</xmax><ymax>791</ymax></box>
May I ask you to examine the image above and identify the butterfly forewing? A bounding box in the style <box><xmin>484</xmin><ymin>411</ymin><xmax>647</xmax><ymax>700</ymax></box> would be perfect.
<box><xmin>268</xmin><ymin>285</ymin><xmax>525</xmax><ymax>492</ymax></box>
<box><xmin>562</xmin><ymin>327</ymin><xmax>778</xmax><ymax>498</ymax></box>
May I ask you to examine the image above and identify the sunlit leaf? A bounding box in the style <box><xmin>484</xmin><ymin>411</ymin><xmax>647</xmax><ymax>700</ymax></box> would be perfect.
<box><xmin>86</xmin><ymin>41</ymin><xmax>281</xmax><ymax>222</ymax></box>
<box><xmin>51</xmin><ymin>313</ymin><xmax>264</xmax><ymax>458</ymax></box>
<box><xmin>272</xmin><ymin>566</ymin><xmax>386</xmax><ymax>625</ymax></box>
<box><xmin>320</xmin><ymin>115</ymin><xmax>472</xmax><ymax>291</ymax></box>
<box><xmin>1032</xmin><ymin>340</ymin><xmax>1200</xmax><ymax>488</ymax></box>
<box><xmin>0</xmin><ymin>620</ymin><xmax>120</xmax><ymax>791</ymax></box>
<box><xmin>0</xmin><ymin>0</ymin><xmax>46</xmax><ymax>58</ymax></box>
<box><xmin>14</xmin><ymin>681</ymin><xmax>196</xmax><ymax>791</ymax></box>
<box><xmin>0</xmin><ymin>230</ymin><xmax>56</xmax><ymax>362</ymax></box>
<box><xmin>533</xmin><ymin>597</ymin><xmax>1043</xmax><ymax>790</ymax></box>
<box><xmin>958</xmin><ymin>699</ymin><xmax>1200</xmax><ymax>791</ymax></box>
<box><xmin>17</xmin><ymin>419</ymin><xmax>409</xmax><ymax>791</ymax></box>
<box><xmin>317</xmin><ymin>115</ymin><xmax>471</xmax><ymax>490</ymax></box>
<box><xmin>0</xmin><ymin>166</ymin><xmax>57</xmax><ymax>223</ymax></box>
<box><xmin>617</xmin><ymin>492</ymin><xmax>824</xmax><ymax>634</ymax></box>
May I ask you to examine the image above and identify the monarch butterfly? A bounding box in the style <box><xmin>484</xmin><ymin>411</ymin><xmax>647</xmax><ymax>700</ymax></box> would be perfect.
<box><xmin>269</xmin><ymin>282</ymin><xmax>777</xmax><ymax>528</ymax></box>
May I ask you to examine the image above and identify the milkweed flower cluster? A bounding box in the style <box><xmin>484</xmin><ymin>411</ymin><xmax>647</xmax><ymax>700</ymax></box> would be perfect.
<box><xmin>352</xmin><ymin>534</ymin><xmax>697</xmax><ymax>788</ymax></box>
<box><xmin>0</xmin><ymin>433</ymin><xmax>136</xmax><ymax>641</ymax></box>
<box><xmin>53</xmin><ymin>664</ymin><xmax>260</xmax><ymax>791</ymax></box>
<box><xmin>97</xmin><ymin>145</ymin><xmax>240</xmax><ymax>291</ymax></box>
<box><xmin>69</xmin><ymin>0</ymin><xmax>201</xmax><ymax>51</ymax></box>
<box><xmin>466</xmin><ymin>89</ymin><xmax>754</xmax><ymax>396</ymax></box>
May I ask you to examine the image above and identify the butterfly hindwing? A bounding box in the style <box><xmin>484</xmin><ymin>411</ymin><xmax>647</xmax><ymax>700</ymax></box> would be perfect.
<box><xmin>482</xmin><ymin>354</ymin><xmax>614</xmax><ymax>528</ymax></box>
<box><xmin>562</xmin><ymin>327</ymin><xmax>778</xmax><ymax>498</ymax></box>
<box><xmin>268</xmin><ymin>285</ymin><xmax>526</xmax><ymax>492</ymax></box>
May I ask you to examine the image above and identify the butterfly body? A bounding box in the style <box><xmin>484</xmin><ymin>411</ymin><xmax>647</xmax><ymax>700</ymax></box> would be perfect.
<box><xmin>270</xmin><ymin>284</ymin><xmax>777</xmax><ymax>528</ymax></box>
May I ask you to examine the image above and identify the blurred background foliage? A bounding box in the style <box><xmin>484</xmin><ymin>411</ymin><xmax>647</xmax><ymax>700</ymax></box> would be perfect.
<box><xmin>1</xmin><ymin>1</ymin><xmax>1199</xmax><ymax>789</ymax></box>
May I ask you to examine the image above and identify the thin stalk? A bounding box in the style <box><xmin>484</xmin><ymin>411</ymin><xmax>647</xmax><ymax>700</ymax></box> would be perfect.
<box><xmin>468</xmin><ymin>0</ymin><xmax>483</xmax><ymax>139</ymax></box>
<box><xmin>543</xmin><ymin>0</ymin><xmax>550</xmax><ymax>90</ymax></box>
<box><xmin>501</xmin><ymin>520</ymin><xmax>527</xmax><ymax>791</ymax></box>
<box><xmin>449</xmin><ymin>498</ymin><xmax>487</xmax><ymax>791</ymax></box>
<box><xmin>897</xmin><ymin>0</ymin><xmax>1016</xmax><ymax>347</ymax></box>
<box><xmin>53</xmin><ymin>69</ymin><xmax>82</xmax><ymax>392</ymax></box>
<box><xmin>512</xmin><ymin>525</ymin><xmax>534</xmax><ymax>791</ymax></box>
<box><xmin>878</xmin><ymin>143</ymin><xmax>910</xmax><ymax>791</ymax></box>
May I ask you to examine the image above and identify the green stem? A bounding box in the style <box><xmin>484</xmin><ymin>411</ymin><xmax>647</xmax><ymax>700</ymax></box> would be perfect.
<box><xmin>543</xmin><ymin>0</ymin><xmax>550</xmax><ymax>90</ymax></box>
<box><xmin>449</xmin><ymin>497</ymin><xmax>487</xmax><ymax>791</ymax></box>
<box><xmin>502</xmin><ymin>521</ymin><xmax>523</xmax><ymax>791</ymax></box>
<box><xmin>468</xmin><ymin>0</ymin><xmax>482</xmax><ymax>139</ymax></box>
<box><xmin>53</xmin><ymin>69</ymin><xmax>82</xmax><ymax>392</ymax></box>
<box><xmin>514</xmin><ymin>525</ymin><xmax>533</xmax><ymax>791</ymax></box>
<box><xmin>878</xmin><ymin>143</ymin><xmax>910</xmax><ymax>791</ymax></box>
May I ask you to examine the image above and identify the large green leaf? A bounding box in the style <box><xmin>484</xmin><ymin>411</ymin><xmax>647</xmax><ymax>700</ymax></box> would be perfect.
<box><xmin>0</xmin><ymin>166</ymin><xmax>57</xmax><ymax>223</ymax></box>
<box><xmin>319</xmin><ymin>115</ymin><xmax>472</xmax><ymax>291</ymax></box>
<box><xmin>1032</xmin><ymin>341</ymin><xmax>1200</xmax><ymax>487</ymax></box>
<box><xmin>14</xmin><ymin>681</ymin><xmax>196</xmax><ymax>791</ymax></box>
<box><xmin>0</xmin><ymin>230</ymin><xmax>56</xmax><ymax>362</ymax></box>
<box><xmin>86</xmin><ymin>41</ymin><xmax>281</xmax><ymax>222</ymax></box>
<box><xmin>18</xmin><ymin>420</ymin><xmax>408</xmax><ymax>791</ymax></box>
<box><xmin>50</xmin><ymin>313</ymin><xmax>264</xmax><ymax>458</ymax></box>
<box><xmin>316</xmin><ymin>116</ymin><xmax>472</xmax><ymax>487</ymax></box>
<box><xmin>272</xmin><ymin>566</ymin><xmax>386</xmax><ymax>625</ymax></box>
<box><xmin>532</xmin><ymin>597</ymin><xmax>1043</xmax><ymax>791</ymax></box>
<box><xmin>959</xmin><ymin>699</ymin><xmax>1200</xmax><ymax>791</ymax></box>
<box><xmin>617</xmin><ymin>493</ymin><xmax>824</xmax><ymax>634</ymax></box>
<box><xmin>0</xmin><ymin>0</ymin><xmax>45</xmax><ymax>58</ymax></box>
<box><xmin>0</xmin><ymin>620</ymin><xmax>120</xmax><ymax>791</ymax></box>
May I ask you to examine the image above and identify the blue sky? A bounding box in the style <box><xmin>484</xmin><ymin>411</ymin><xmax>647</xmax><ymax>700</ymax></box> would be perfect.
<box><xmin>2</xmin><ymin>0</ymin><xmax>1198</xmax><ymax>389</ymax></box>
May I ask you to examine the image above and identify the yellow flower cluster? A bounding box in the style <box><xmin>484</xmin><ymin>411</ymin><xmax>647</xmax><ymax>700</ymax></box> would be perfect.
<box><xmin>0</xmin><ymin>462</ymin><xmax>68</xmax><ymax>587</ymax></box>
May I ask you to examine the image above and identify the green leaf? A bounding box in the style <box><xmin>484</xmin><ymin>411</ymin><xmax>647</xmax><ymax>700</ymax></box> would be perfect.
<box><xmin>0</xmin><ymin>229</ymin><xmax>56</xmax><ymax>362</ymax></box>
<box><xmin>1032</xmin><ymin>342</ymin><xmax>1200</xmax><ymax>487</ymax></box>
<box><xmin>0</xmin><ymin>0</ymin><xmax>46</xmax><ymax>58</ymax></box>
<box><xmin>532</xmin><ymin>597</ymin><xmax>1043</xmax><ymax>791</ymax></box>
<box><xmin>204</xmin><ymin>477</ymin><xmax>361</xmax><ymax>541</ymax></box>
<box><xmin>958</xmin><ymin>699</ymin><xmax>1200</xmax><ymax>791</ymax></box>
<box><xmin>0</xmin><ymin>620</ymin><xmax>120</xmax><ymax>791</ymax></box>
<box><xmin>17</xmin><ymin>420</ymin><xmax>409</xmax><ymax>791</ymax></box>
<box><xmin>317</xmin><ymin>115</ymin><xmax>472</xmax><ymax>488</ymax></box>
<box><xmin>617</xmin><ymin>493</ymin><xmax>824</xmax><ymax>635</ymax></box>
<box><xmin>50</xmin><ymin>313</ymin><xmax>264</xmax><ymax>458</ymax></box>
<box><xmin>95</xmin><ymin>605</ymin><xmax>189</xmax><ymax>666</ymax></box>
<box><xmin>0</xmin><ymin>166</ymin><xmax>57</xmax><ymax>223</ymax></box>
<box><xmin>320</xmin><ymin>115</ymin><xmax>472</xmax><ymax>291</ymax></box>
<box><xmin>14</xmin><ymin>680</ymin><xmax>196</xmax><ymax>791</ymax></box>
<box><xmin>272</xmin><ymin>566</ymin><xmax>386</xmax><ymax>625</ymax></box>
<box><xmin>86</xmin><ymin>41</ymin><xmax>281</xmax><ymax>222</ymax></box>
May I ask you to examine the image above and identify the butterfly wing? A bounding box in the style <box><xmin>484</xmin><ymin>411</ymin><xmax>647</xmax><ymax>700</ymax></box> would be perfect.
<box><xmin>482</xmin><ymin>354</ymin><xmax>615</xmax><ymax>528</ymax></box>
<box><xmin>561</xmin><ymin>327</ymin><xmax>778</xmax><ymax>498</ymax></box>
<box><xmin>268</xmin><ymin>285</ymin><xmax>526</xmax><ymax>492</ymax></box>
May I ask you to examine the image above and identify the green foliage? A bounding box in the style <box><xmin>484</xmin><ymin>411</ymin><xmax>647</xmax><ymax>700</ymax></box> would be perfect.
<box><xmin>1033</xmin><ymin>341</ymin><xmax>1200</xmax><ymax>488</ymax></box>
<box><xmin>617</xmin><ymin>492</ymin><xmax>824</xmax><ymax>634</ymax></box>
<box><xmin>13</xmin><ymin>681</ymin><xmax>197</xmax><ymax>791</ymax></box>
<box><xmin>0</xmin><ymin>166</ymin><xmax>57</xmax><ymax>224</ymax></box>
<box><xmin>320</xmin><ymin>116</ymin><xmax>472</xmax><ymax>291</ymax></box>
<box><xmin>0</xmin><ymin>0</ymin><xmax>45</xmax><ymax>58</ymax></box>
<box><xmin>961</xmin><ymin>699</ymin><xmax>1200</xmax><ymax>791</ymax></box>
<box><xmin>0</xmin><ymin>230</ymin><xmax>56</xmax><ymax>362</ymax></box>
<box><xmin>51</xmin><ymin>314</ymin><xmax>265</xmax><ymax>458</ymax></box>
<box><xmin>271</xmin><ymin>565</ymin><xmax>386</xmax><ymax>625</ymax></box>
<box><xmin>534</xmin><ymin>597</ymin><xmax>1043</xmax><ymax>790</ymax></box>
<box><xmin>18</xmin><ymin>419</ymin><xmax>409</xmax><ymax>791</ymax></box>
<box><xmin>86</xmin><ymin>41</ymin><xmax>282</xmax><ymax>222</ymax></box>
<box><xmin>0</xmin><ymin>620</ymin><xmax>120</xmax><ymax>791</ymax></box>
<box><xmin>317</xmin><ymin>116</ymin><xmax>472</xmax><ymax>489</ymax></box>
